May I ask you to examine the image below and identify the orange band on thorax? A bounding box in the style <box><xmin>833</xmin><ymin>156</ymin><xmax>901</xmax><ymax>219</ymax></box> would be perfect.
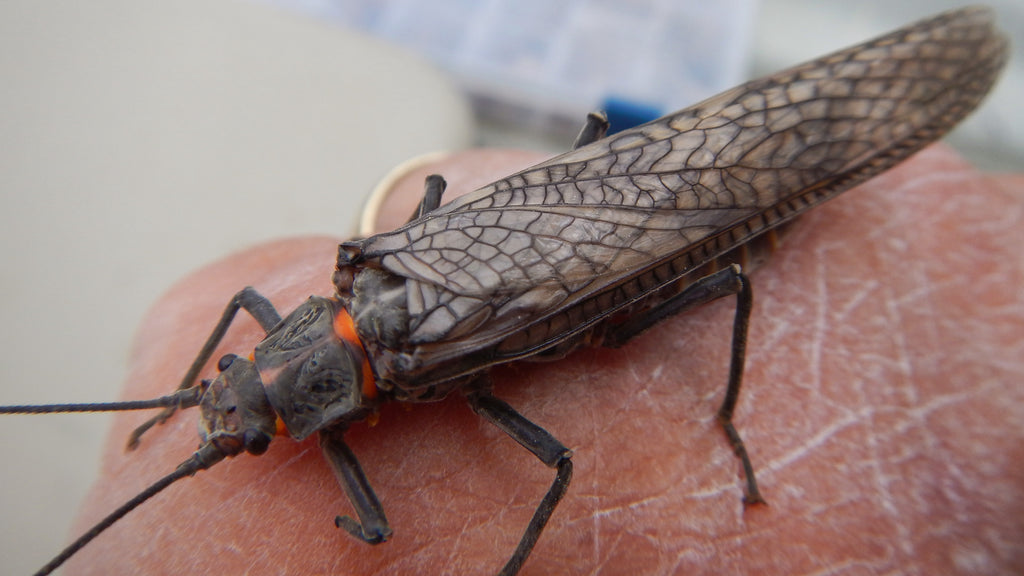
<box><xmin>333</xmin><ymin>306</ymin><xmax>377</xmax><ymax>400</ymax></box>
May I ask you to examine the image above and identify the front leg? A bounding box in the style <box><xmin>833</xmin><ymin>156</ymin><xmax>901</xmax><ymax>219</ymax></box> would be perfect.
<box><xmin>320</xmin><ymin>427</ymin><xmax>392</xmax><ymax>545</ymax></box>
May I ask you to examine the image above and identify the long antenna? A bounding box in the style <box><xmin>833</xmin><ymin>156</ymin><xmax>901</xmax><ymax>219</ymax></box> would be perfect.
<box><xmin>0</xmin><ymin>386</ymin><xmax>213</xmax><ymax>574</ymax></box>
<box><xmin>0</xmin><ymin>386</ymin><xmax>203</xmax><ymax>415</ymax></box>
<box><xmin>32</xmin><ymin>443</ymin><xmax>227</xmax><ymax>576</ymax></box>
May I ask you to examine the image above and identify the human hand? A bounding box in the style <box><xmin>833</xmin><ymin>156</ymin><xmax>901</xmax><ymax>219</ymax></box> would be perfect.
<box><xmin>63</xmin><ymin>145</ymin><xmax>1024</xmax><ymax>575</ymax></box>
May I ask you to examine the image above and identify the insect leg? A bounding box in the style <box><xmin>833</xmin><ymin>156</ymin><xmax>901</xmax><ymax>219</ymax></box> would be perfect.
<box><xmin>571</xmin><ymin>111</ymin><xmax>610</xmax><ymax>149</ymax></box>
<box><xmin>406</xmin><ymin>174</ymin><xmax>447</xmax><ymax>222</ymax></box>
<box><xmin>126</xmin><ymin>286</ymin><xmax>283</xmax><ymax>449</ymax></box>
<box><xmin>320</xmin><ymin>428</ymin><xmax>392</xmax><ymax>544</ymax></box>
<box><xmin>604</xmin><ymin>264</ymin><xmax>765</xmax><ymax>505</ymax></box>
<box><xmin>468</xmin><ymin>390</ymin><xmax>573</xmax><ymax>576</ymax></box>
<box><xmin>408</xmin><ymin>111</ymin><xmax>607</xmax><ymax>227</ymax></box>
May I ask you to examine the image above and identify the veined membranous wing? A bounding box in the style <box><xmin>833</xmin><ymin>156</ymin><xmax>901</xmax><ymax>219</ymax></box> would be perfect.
<box><xmin>338</xmin><ymin>7</ymin><xmax>1007</xmax><ymax>387</ymax></box>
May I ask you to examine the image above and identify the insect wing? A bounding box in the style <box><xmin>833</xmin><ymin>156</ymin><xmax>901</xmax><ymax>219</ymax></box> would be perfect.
<box><xmin>353</xmin><ymin>7</ymin><xmax>1007</xmax><ymax>364</ymax></box>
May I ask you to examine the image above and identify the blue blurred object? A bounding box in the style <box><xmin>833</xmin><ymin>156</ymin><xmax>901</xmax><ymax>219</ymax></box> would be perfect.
<box><xmin>601</xmin><ymin>96</ymin><xmax>665</xmax><ymax>134</ymax></box>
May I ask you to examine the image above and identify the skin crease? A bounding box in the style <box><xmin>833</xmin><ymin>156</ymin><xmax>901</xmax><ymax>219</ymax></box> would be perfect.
<box><xmin>61</xmin><ymin>145</ymin><xmax>1023</xmax><ymax>575</ymax></box>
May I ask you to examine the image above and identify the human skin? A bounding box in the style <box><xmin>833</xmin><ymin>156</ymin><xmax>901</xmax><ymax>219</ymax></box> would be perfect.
<box><xmin>61</xmin><ymin>145</ymin><xmax>1023</xmax><ymax>575</ymax></box>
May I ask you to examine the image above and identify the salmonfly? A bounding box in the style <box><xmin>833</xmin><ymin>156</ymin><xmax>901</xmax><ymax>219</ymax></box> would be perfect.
<box><xmin>0</xmin><ymin>6</ymin><xmax>1008</xmax><ymax>575</ymax></box>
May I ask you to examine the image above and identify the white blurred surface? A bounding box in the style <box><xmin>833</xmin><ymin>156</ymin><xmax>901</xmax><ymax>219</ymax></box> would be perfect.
<box><xmin>0</xmin><ymin>0</ymin><xmax>471</xmax><ymax>573</ymax></box>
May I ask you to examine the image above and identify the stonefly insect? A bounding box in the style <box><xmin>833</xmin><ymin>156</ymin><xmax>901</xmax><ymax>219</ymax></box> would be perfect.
<box><xmin>0</xmin><ymin>6</ymin><xmax>1008</xmax><ymax>575</ymax></box>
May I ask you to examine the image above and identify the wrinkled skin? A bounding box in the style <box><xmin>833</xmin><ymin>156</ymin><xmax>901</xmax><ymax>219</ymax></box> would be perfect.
<box><xmin>66</xmin><ymin>145</ymin><xmax>1024</xmax><ymax>575</ymax></box>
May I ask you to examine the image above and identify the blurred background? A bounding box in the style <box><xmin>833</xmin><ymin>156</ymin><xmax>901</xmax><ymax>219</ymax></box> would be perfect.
<box><xmin>0</xmin><ymin>0</ymin><xmax>1019</xmax><ymax>573</ymax></box>
<box><xmin>258</xmin><ymin>0</ymin><xmax>1022</xmax><ymax>169</ymax></box>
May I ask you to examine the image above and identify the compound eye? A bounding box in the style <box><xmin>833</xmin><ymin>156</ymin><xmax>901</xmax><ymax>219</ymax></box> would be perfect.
<box><xmin>217</xmin><ymin>354</ymin><xmax>239</xmax><ymax>371</ymax></box>
<box><xmin>243</xmin><ymin>429</ymin><xmax>272</xmax><ymax>455</ymax></box>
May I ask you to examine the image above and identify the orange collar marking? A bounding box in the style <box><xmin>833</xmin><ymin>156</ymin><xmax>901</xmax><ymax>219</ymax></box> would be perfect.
<box><xmin>333</xmin><ymin>306</ymin><xmax>377</xmax><ymax>400</ymax></box>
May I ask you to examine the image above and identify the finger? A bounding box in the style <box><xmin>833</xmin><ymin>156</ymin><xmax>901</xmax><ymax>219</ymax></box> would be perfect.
<box><xmin>65</xmin><ymin>145</ymin><xmax>1024</xmax><ymax>575</ymax></box>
